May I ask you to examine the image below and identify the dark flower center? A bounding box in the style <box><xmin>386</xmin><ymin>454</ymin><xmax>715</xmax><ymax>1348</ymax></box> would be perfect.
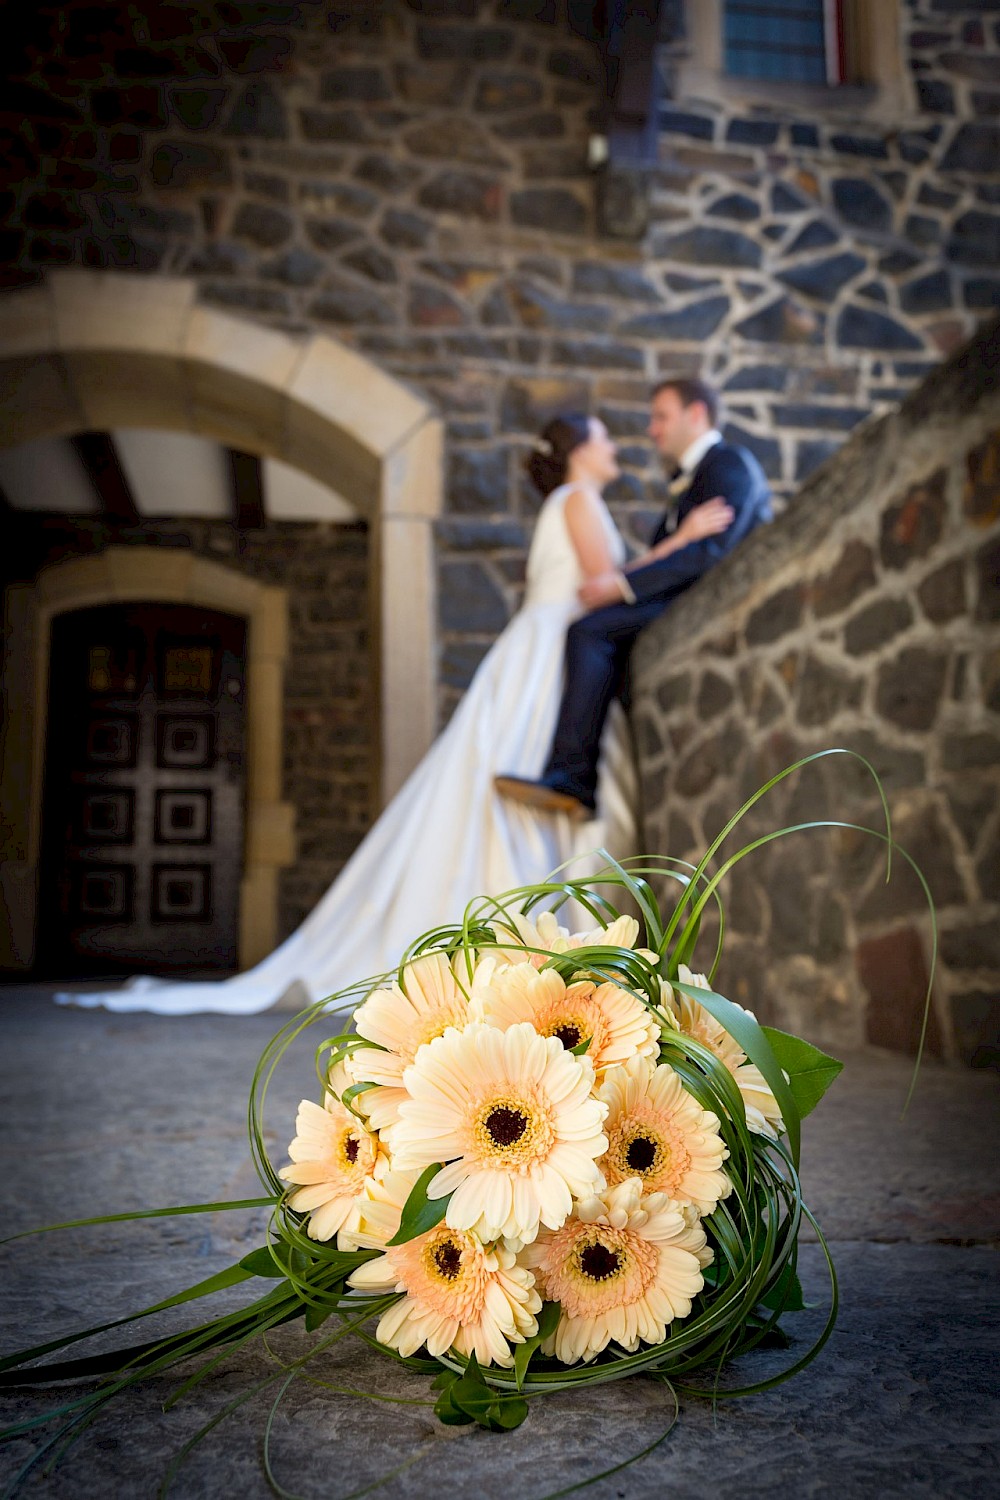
<box><xmin>344</xmin><ymin>1136</ymin><xmax>360</xmax><ymax>1164</ymax></box>
<box><xmin>485</xmin><ymin>1105</ymin><xmax>529</xmax><ymax>1147</ymax></box>
<box><xmin>552</xmin><ymin>1023</ymin><xmax>583</xmax><ymax>1049</ymax></box>
<box><xmin>433</xmin><ymin>1240</ymin><xmax>462</xmax><ymax>1280</ymax></box>
<box><xmin>625</xmin><ymin>1135</ymin><xmax>657</xmax><ymax>1173</ymax></box>
<box><xmin>580</xmin><ymin>1243</ymin><xmax>621</xmax><ymax>1281</ymax></box>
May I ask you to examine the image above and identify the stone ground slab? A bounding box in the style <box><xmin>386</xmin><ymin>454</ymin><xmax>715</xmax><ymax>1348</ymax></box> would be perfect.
<box><xmin>1</xmin><ymin>988</ymin><xmax>998</xmax><ymax>1499</ymax></box>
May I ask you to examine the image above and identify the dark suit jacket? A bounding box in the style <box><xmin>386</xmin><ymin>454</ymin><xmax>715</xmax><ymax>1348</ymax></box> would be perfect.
<box><xmin>626</xmin><ymin>440</ymin><xmax>772</xmax><ymax>607</ymax></box>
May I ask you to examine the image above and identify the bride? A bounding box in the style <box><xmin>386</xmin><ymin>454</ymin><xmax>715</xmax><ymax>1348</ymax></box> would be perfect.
<box><xmin>59</xmin><ymin>414</ymin><xmax>730</xmax><ymax>1014</ymax></box>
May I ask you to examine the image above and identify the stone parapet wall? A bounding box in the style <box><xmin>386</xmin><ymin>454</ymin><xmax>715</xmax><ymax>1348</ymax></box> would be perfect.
<box><xmin>4</xmin><ymin>515</ymin><xmax>373</xmax><ymax>943</ymax></box>
<box><xmin>629</xmin><ymin>317</ymin><xmax>1000</xmax><ymax>1069</ymax></box>
<box><xmin>5</xmin><ymin>0</ymin><xmax>1000</xmax><ymax>720</ymax></box>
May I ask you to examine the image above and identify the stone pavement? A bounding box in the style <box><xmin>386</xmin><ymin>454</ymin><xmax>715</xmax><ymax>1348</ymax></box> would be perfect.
<box><xmin>0</xmin><ymin>986</ymin><xmax>997</xmax><ymax>1500</ymax></box>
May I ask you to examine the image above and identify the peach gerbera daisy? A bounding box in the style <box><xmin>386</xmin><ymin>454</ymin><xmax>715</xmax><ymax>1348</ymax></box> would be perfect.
<box><xmin>669</xmin><ymin>967</ymin><xmax>784</xmax><ymax>1139</ymax></box>
<box><xmin>491</xmin><ymin>910</ymin><xmax>642</xmax><ymax>969</ymax></box>
<box><xmin>599</xmin><ymin>1055</ymin><xmax>731</xmax><ymax>1214</ymax></box>
<box><xmin>349</xmin><ymin>950</ymin><xmax>494</xmax><ymax>1132</ymax></box>
<box><xmin>669</xmin><ymin>966</ymin><xmax>745</xmax><ymax>1072</ymax></box>
<box><xmin>731</xmin><ymin>1060</ymin><xmax>784</xmax><ymax>1139</ymax></box>
<box><xmin>478</xmin><ymin>961</ymin><xmax>659</xmax><ymax>1075</ymax></box>
<box><xmin>388</xmin><ymin>1021</ymin><xmax>608</xmax><ymax>1246</ymax></box>
<box><xmin>279</xmin><ymin>1065</ymin><xmax>385</xmax><ymax>1242</ymax></box>
<box><xmin>347</xmin><ymin>1170</ymin><xmax>540</xmax><ymax>1367</ymax></box>
<box><xmin>521</xmin><ymin>1178</ymin><xmax>711</xmax><ymax>1364</ymax></box>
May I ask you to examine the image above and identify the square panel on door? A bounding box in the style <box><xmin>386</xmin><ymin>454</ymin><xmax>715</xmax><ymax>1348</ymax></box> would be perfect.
<box><xmin>151</xmin><ymin>864</ymin><xmax>212</xmax><ymax>922</ymax></box>
<box><xmin>73</xmin><ymin>864</ymin><xmax>134</xmax><ymax>922</ymax></box>
<box><xmin>87</xmin><ymin>643</ymin><xmax>139</xmax><ymax>696</ymax></box>
<box><xmin>160</xmin><ymin>645</ymin><xmax>215</xmax><ymax>697</ymax></box>
<box><xmin>155</xmin><ymin>790</ymin><xmax>211</xmax><ymax>845</ymax></box>
<box><xmin>77</xmin><ymin>787</ymin><xmax>135</xmax><ymax>843</ymax></box>
<box><xmin>156</xmin><ymin>715</ymin><xmax>215</xmax><ymax>769</ymax></box>
<box><xmin>85</xmin><ymin>717</ymin><xmax>138</xmax><ymax>767</ymax></box>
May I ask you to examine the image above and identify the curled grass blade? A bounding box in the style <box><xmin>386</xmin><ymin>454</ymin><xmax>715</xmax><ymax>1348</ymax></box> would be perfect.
<box><xmin>532</xmin><ymin>1380</ymin><xmax>680</xmax><ymax>1499</ymax></box>
<box><xmin>0</xmin><ymin>1199</ymin><xmax>274</xmax><ymax>1251</ymax></box>
<box><xmin>672</xmin><ymin>818</ymin><xmax>935</xmax><ymax>1115</ymax></box>
<box><xmin>0</xmin><ymin>1263</ymin><xmax>255</xmax><ymax>1378</ymax></box>
<box><xmin>658</xmin><ymin>748</ymin><xmax>891</xmax><ymax>962</ymax></box>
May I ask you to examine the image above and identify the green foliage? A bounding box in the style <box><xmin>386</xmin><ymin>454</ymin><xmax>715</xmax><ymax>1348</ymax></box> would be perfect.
<box><xmin>385</xmin><ymin>1163</ymin><xmax>453</xmax><ymax>1246</ymax></box>
<box><xmin>0</xmin><ymin>747</ymin><xmax>937</xmax><ymax>1500</ymax></box>
<box><xmin>514</xmin><ymin>1301</ymin><xmax>561</xmax><ymax>1390</ymax></box>
<box><xmin>433</xmin><ymin>1355</ymin><xmax>529</xmax><ymax>1432</ymax></box>
<box><xmin>761</xmin><ymin>1026</ymin><xmax>844</xmax><ymax>1119</ymax></box>
<box><xmin>239</xmin><ymin>1246</ymin><xmax>288</xmax><ymax>1279</ymax></box>
<box><xmin>760</xmin><ymin>1259</ymin><xmax>807</xmax><ymax>1314</ymax></box>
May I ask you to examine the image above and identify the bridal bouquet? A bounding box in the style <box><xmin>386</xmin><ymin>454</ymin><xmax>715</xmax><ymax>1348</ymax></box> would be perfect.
<box><xmin>0</xmin><ymin>752</ymin><xmax>931</xmax><ymax>1496</ymax></box>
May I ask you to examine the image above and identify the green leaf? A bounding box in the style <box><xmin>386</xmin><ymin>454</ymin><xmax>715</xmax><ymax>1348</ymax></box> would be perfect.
<box><xmin>239</xmin><ymin>1246</ymin><xmax>287</xmax><ymax>1279</ymax></box>
<box><xmin>385</xmin><ymin>1163</ymin><xmax>453</xmax><ymax>1246</ymax></box>
<box><xmin>513</xmin><ymin>1300</ymin><xmax>560</xmax><ymax>1390</ymax></box>
<box><xmin>760</xmin><ymin>1262</ymin><xmax>806</xmax><ymax>1314</ymax></box>
<box><xmin>485</xmin><ymin>1396</ymin><xmax>529</xmax><ymax>1431</ymax></box>
<box><xmin>433</xmin><ymin>1384</ymin><xmax>475</xmax><ymax>1426</ymax></box>
<box><xmin>752</xmin><ymin>1323</ymin><xmax>792</xmax><ymax>1351</ymax></box>
<box><xmin>450</xmin><ymin>1353</ymin><xmax>493</xmax><ymax>1419</ymax></box>
<box><xmin>569</xmin><ymin>1036</ymin><xmax>591</xmax><ymax>1056</ymax></box>
<box><xmin>761</xmin><ymin>1026</ymin><xmax>843</xmax><ymax>1119</ymax></box>
<box><xmin>304</xmin><ymin>1304</ymin><xmax>334</xmax><ymax>1332</ymax></box>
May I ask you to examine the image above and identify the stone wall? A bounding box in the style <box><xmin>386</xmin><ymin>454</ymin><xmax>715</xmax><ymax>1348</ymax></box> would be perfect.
<box><xmin>5</xmin><ymin>0</ymin><xmax>1000</xmax><ymax>719</ymax></box>
<box><xmin>3</xmin><ymin>514</ymin><xmax>373</xmax><ymax>941</ymax></box>
<box><xmin>629</xmin><ymin>317</ymin><xmax>1000</xmax><ymax>1070</ymax></box>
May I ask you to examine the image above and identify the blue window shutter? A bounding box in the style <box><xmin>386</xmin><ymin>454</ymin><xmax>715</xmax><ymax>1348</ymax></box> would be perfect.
<box><xmin>723</xmin><ymin>0</ymin><xmax>834</xmax><ymax>86</ymax></box>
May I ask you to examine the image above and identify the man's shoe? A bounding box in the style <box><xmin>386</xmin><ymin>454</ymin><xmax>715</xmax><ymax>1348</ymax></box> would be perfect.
<box><xmin>494</xmin><ymin>774</ymin><xmax>594</xmax><ymax>823</ymax></box>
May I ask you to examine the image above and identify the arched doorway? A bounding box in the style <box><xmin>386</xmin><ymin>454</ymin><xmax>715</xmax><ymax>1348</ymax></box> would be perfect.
<box><xmin>0</xmin><ymin>270</ymin><xmax>443</xmax><ymax>973</ymax></box>
<box><xmin>3</xmin><ymin>548</ymin><xmax>291</xmax><ymax>971</ymax></box>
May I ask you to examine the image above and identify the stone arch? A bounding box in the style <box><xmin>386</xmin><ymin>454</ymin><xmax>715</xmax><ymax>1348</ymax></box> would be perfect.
<box><xmin>0</xmin><ymin>269</ymin><xmax>443</xmax><ymax>971</ymax></box>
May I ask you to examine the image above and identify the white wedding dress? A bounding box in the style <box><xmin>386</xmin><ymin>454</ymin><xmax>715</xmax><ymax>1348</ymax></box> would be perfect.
<box><xmin>57</xmin><ymin>484</ymin><xmax>637</xmax><ymax>1014</ymax></box>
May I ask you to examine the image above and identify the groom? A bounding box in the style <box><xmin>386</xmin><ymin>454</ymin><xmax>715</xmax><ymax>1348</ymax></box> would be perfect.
<box><xmin>496</xmin><ymin>376</ymin><xmax>772</xmax><ymax>820</ymax></box>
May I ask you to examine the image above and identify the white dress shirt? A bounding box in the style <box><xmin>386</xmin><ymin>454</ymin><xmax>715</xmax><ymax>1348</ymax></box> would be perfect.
<box><xmin>617</xmin><ymin>429</ymin><xmax>724</xmax><ymax>602</ymax></box>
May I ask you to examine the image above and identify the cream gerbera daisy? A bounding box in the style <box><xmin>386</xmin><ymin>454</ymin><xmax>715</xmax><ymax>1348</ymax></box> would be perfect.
<box><xmin>478</xmin><ymin>961</ymin><xmax>659</xmax><ymax>1075</ymax></box>
<box><xmin>669</xmin><ymin>966</ymin><xmax>745</xmax><ymax>1072</ymax></box>
<box><xmin>599</xmin><ymin>1055</ymin><xmax>731</xmax><ymax>1214</ymax></box>
<box><xmin>521</xmin><ymin>1178</ymin><xmax>710</xmax><ymax>1363</ymax></box>
<box><xmin>490</xmin><ymin>910</ymin><xmax>642</xmax><ymax>969</ymax></box>
<box><xmin>279</xmin><ymin>1065</ymin><xmax>385</xmax><ymax>1242</ymax></box>
<box><xmin>732</xmin><ymin>1061</ymin><xmax>784</xmax><ymax>1139</ymax></box>
<box><xmin>669</xmin><ymin>966</ymin><xmax>784</xmax><ymax>1139</ymax></box>
<box><xmin>389</xmin><ymin>1021</ymin><xmax>608</xmax><ymax>1245</ymax></box>
<box><xmin>349</xmin><ymin>950</ymin><xmax>493</xmax><ymax>1132</ymax></box>
<box><xmin>347</xmin><ymin>1170</ymin><xmax>540</xmax><ymax>1367</ymax></box>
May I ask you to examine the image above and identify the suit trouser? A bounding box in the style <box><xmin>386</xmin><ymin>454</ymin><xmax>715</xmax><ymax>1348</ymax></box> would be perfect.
<box><xmin>544</xmin><ymin>595</ymin><xmax>669</xmax><ymax>800</ymax></box>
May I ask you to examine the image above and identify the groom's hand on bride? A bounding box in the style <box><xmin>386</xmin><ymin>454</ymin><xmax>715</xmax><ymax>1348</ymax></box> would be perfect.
<box><xmin>678</xmin><ymin>495</ymin><xmax>734</xmax><ymax>542</ymax></box>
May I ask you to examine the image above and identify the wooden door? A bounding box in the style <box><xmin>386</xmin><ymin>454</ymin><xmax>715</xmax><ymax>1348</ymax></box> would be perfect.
<box><xmin>39</xmin><ymin>602</ymin><xmax>247</xmax><ymax>976</ymax></box>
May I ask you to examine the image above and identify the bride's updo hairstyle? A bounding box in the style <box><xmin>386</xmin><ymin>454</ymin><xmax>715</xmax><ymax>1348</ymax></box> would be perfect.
<box><xmin>526</xmin><ymin>413</ymin><xmax>591</xmax><ymax>497</ymax></box>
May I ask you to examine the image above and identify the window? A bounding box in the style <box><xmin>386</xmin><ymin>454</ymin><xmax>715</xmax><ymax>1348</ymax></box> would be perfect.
<box><xmin>723</xmin><ymin>1</ymin><xmax>843</xmax><ymax>87</ymax></box>
<box><xmin>674</xmin><ymin>0</ymin><xmax>903</xmax><ymax>116</ymax></box>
